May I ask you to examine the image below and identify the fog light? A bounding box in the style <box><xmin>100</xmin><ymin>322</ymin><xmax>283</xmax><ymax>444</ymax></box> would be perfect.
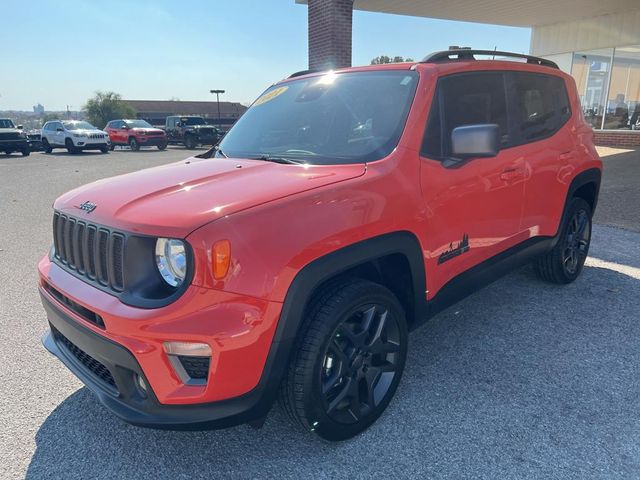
<box><xmin>133</xmin><ymin>373</ymin><xmax>148</xmax><ymax>398</ymax></box>
<box><xmin>163</xmin><ymin>341</ymin><xmax>211</xmax><ymax>357</ymax></box>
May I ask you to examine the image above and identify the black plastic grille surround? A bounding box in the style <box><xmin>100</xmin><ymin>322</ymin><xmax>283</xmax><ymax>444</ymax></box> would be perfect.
<box><xmin>44</xmin><ymin>282</ymin><xmax>105</xmax><ymax>329</ymax></box>
<box><xmin>178</xmin><ymin>356</ymin><xmax>210</xmax><ymax>380</ymax></box>
<box><xmin>52</xmin><ymin>326</ymin><xmax>118</xmax><ymax>392</ymax></box>
<box><xmin>52</xmin><ymin>212</ymin><xmax>125</xmax><ymax>292</ymax></box>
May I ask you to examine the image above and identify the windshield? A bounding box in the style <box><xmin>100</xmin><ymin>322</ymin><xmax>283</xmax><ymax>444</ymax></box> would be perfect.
<box><xmin>218</xmin><ymin>70</ymin><xmax>419</xmax><ymax>164</ymax></box>
<box><xmin>0</xmin><ymin>119</ymin><xmax>15</xmax><ymax>129</ymax></box>
<box><xmin>63</xmin><ymin>121</ymin><xmax>96</xmax><ymax>130</ymax></box>
<box><xmin>181</xmin><ymin>117</ymin><xmax>206</xmax><ymax>126</ymax></box>
<box><xmin>125</xmin><ymin>119</ymin><xmax>153</xmax><ymax>128</ymax></box>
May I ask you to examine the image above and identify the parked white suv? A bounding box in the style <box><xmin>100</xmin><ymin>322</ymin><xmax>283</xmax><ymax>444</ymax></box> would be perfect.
<box><xmin>41</xmin><ymin>120</ymin><xmax>110</xmax><ymax>154</ymax></box>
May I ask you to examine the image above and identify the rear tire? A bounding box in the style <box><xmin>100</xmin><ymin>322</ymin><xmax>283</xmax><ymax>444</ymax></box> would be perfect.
<box><xmin>129</xmin><ymin>137</ymin><xmax>140</xmax><ymax>151</ymax></box>
<box><xmin>534</xmin><ymin>197</ymin><xmax>592</xmax><ymax>284</ymax></box>
<box><xmin>280</xmin><ymin>278</ymin><xmax>408</xmax><ymax>441</ymax></box>
<box><xmin>42</xmin><ymin>138</ymin><xmax>53</xmax><ymax>154</ymax></box>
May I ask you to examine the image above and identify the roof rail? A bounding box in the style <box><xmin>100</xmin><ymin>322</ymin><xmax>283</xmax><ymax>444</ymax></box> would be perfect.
<box><xmin>288</xmin><ymin>68</ymin><xmax>325</xmax><ymax>79</ymax></box>
<box><xmin>421</xmin><ymin>49</ymin><xmax>558</xmax><ymax>69</ymax></box>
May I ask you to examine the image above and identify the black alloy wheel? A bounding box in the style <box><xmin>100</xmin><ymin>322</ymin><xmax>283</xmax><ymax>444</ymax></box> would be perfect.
<box><xmin>65</xmin><ymin>138</ymin><xmax>78</xmax><ymax>154</ymax></box>
<box><xmin>281</xmin><ymin>279</ymin><xmax>408</xmax><ymax>441</ymax></box>
<box><xmin>534</xmin><ymin>197</ymin><xmax>592</xmax><ymax>284</ymax></box>
<box><xmin>184</xmin><ymin>135</ymin><xmax>197</xmax><ymax>149</ymax></box>
<box><xmin>129</xmin><ymin>137</ymin><xmax>140</xmax><ymax>151</ymax></box>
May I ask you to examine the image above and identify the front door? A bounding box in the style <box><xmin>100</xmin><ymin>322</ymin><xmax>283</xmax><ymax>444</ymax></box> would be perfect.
<box><xmin>419</xmin><ymin>71</ymin><xmax>526</xmax><ymax>297</ymax></box>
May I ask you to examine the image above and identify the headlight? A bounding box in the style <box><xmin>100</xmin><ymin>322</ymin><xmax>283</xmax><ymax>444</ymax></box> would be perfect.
<box><xmin>73</xmin><ymin>132</ymin><xmax>87</xmax><ymax>138</ymax></box>
<box><xmin>155</xmin><ymin>238</ymin><xmax>187</xmax><ymax>287</ymax></box>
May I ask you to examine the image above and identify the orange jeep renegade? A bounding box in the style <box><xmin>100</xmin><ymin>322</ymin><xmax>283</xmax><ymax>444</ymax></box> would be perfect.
<box><xmin>39</xmin><ymin>50</ymin><xmax>602</xmax><ymax>440</ymax></box>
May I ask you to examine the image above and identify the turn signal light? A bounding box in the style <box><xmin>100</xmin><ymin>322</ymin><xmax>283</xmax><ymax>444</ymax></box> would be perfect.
<box><xmin>212</xmin><ymin>240</ymin><xmax>231</xmax><ymax>280</ymax></box>
<box><xmin>163</xmin><ymin>341</ymin><xmax>212</xmax><ymax>357</ymax></box>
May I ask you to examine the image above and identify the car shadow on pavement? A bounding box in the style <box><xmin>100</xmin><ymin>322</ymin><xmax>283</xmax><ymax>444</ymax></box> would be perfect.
<box><xmin>26</xmin><ymin>249</ymin><xmax>640</xmax><ymax>478</ymax></box>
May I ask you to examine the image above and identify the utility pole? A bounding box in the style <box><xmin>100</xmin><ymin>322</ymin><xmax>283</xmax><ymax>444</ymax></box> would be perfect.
<box><xmin>209</xmin><ymin>89</ymin><xmax>225</xmax><ymax>129</ymax></box>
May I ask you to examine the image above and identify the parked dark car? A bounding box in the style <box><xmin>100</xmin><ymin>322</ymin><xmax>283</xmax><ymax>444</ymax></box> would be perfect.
<box><xmin>0</xmin><ymin>118</ymin><xmax>30</xmax><ymax>156</ymax></box>
<box><xmin>165</xmin><ymin>116</ymin><xmax>223</xmax><ymax>149</ymax></box>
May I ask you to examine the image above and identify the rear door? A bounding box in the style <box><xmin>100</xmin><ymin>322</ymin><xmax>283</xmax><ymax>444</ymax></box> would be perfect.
<box><xmin>508</xmin><ymin>72</ymin><xmax>574</xmax><ymax>238</ymax></box>
<box><xmin>419</xmin><ymin>71</ymin><xmax>527</xmax><ymax>295</ymax></box>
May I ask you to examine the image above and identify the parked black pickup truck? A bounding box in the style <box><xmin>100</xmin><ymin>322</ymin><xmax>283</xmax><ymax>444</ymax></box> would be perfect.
<box><xmin>0</xmin><ymin>118</ymin><xmax>30</xmax><ymax>156</ymax></box>
<box><xmin>164</xmin><ymin>116</ymin><xmax>223</xmax><ymax>149</ymax></box>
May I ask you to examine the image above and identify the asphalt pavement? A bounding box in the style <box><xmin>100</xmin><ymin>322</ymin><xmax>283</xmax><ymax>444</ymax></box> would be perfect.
<box><xmin>0</xmin><ymin>147</ymin><xmax>639</xmax><ymax>479</ymax></box>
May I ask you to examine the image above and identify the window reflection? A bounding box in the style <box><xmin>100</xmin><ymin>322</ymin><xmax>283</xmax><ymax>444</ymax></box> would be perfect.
<box><xmin>571</xmin><ymin>49</ymin><xmax>613</xmax><ymax>129</ymax></box>
<box><xmin>606</xmin><ymin>46</ymin><xmax>640</xmax><ymax>130</ymax></box>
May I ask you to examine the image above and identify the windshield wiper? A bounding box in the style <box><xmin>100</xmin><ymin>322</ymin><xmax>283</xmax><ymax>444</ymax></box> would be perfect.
<box><xmin>254</xmin><ymin>155</ymin><xmax>305</xmax><ymax>165</ymax></box>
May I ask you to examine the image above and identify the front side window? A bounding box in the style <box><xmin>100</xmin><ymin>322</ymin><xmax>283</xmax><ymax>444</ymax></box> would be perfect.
<box><xmin>422</xmin><ymin>72</ymin><xmax>508</xmax><ymax>158</ymax></box>
<box><xmin>219</xmin><ymin>70</ymin><xmax>419</xmax><ymax>164</ymax></box>
<box><xmin>512</xmin><ymin>72</ymin><xmax>571</xmax><ymax>141</ymax></box>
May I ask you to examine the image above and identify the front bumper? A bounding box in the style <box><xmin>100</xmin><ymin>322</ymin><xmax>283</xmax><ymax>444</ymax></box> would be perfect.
<box><xmin>0</xmin><ymin>139</ymin><xmax>28</xmax><ymax>150</ymax></box>
<box><xmin>137</xmin><ymin>136</ymin><xmax>167</xmax><ymax>146</ymax></box>
<box><xmin>38</xmin><ymin>257</ymin><xmax>287</xmax><ymax>429</ymax></box>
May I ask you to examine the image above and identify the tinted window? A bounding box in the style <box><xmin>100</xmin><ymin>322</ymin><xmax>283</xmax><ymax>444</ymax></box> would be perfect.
<box><xmin>0</xmin><ymin>119</ymin><xmax>15</xmax><ymax>128</ymax></box>
<box><xmin>512</xmin><ymin>72</ymin><xmax>571</xmax><ymax>141</ymax></box>
<box><xmin>422</xmin><ymin>72</ymin><xmax>508</xmax><ymax>158</ymax></box>
<box><xmin>219</xmin><ymin>71</ymin><xmax>419</xmax><ymax>165</ymax></box>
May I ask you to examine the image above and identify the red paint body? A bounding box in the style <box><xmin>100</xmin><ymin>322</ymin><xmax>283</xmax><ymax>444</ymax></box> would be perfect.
<box><xmin>105</xmin><ymin>121</ymin><xmax>167</xmax><ymax>148</ymax></box>
<box><xmin>38</xmin><ymin>61</ymin><xmax>602</xmax><ymax>407</ymax></box>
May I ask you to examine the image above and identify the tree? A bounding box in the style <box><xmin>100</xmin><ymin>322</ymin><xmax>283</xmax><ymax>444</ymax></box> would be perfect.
<box><xmin>370</xmin><ymin>55</ymin><xmax>415</xmax><ymax>65</ymax></box>
<box><xmin>83</xmin><ymin>91</ymin><xmax>136</xmax><ymax>129</ymax></box>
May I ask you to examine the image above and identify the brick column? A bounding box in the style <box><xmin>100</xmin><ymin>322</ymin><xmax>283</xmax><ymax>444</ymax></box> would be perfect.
<box><xmin>307</xmin><ymin>0</ymin><xmax>354</xmax><ymax>70</ymax></box>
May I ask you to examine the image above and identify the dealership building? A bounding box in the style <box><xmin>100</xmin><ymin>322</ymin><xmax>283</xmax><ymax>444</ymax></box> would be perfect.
<box><xmin>124</xmin><ymin>100</ymin><xmax>247</xmax><ymax>131</ymax></box>
<box><xmin>297</xmin><ymin>0</ymin><xmax>640</xmax><ymax>146</ymax></box>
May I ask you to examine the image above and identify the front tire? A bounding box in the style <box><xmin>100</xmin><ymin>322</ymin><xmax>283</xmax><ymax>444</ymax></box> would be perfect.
<box><xmin>65</xmin><ymin>138</ymin><xmax>78</xmax><ymax>154</ymax></box>
<box><xmin>157</xmin><ymin>142</ymin><xmax>167</xmax><ymax>151</ymax></box>
<box><xmin>100</xmin><ymin>146</ymin><xmax>109</xmax><ymax>153</ymax></box>
<box><xmin>534</xmin><ymin>197</ymin><xmax>592</xmax><ymax>284</ymax></box>
<box><xmin>184</xmin><ymin>135</ymin><xmax>197</xmax><ymax>149</ymax></box>
<box><xmin>280</xmin><ymin>279</ymin><xmax>408</xmax><ymax>441</ymax></box>
<box><xmin>21</xmin><ymin>147</ymin><xmax>30</xmax><ymax>156</ymax></box>
<box><xmin>129</xmin><ymin>137</ymin><xmax>140</xmax><ymax>151</ymax></box>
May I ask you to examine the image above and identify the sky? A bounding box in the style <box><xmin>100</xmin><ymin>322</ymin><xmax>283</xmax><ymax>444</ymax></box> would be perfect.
<box><xmin>0</xmin><ymin>0</ymin><xmax>531</xmax><ymax>111</ymax></box>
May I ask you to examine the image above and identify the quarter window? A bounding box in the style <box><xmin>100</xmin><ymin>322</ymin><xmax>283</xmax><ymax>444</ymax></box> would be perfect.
<box><xmin>512</xmin><ymin>72</ymin><xmax>571</xmax><ymax>141</ymax></box>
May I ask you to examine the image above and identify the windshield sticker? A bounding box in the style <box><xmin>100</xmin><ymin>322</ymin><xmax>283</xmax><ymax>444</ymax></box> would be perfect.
<box><xmin>254</xmin><ymin>86</ymin><xmax>289</xmax><ymax>106</ymax></box>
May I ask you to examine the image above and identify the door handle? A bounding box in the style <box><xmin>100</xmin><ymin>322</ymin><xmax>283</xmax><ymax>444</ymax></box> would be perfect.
<box><xmin>500</xmin><ymin>169</ymin><xmax>524</xmax><ymax>181</ymax></box>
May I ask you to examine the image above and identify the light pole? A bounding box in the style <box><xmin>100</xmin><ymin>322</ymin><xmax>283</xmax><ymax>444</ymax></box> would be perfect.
<box><xmin>210</xmin><ymin>89</ymin><xmax>225</xmax><ymax>129</ymax></box>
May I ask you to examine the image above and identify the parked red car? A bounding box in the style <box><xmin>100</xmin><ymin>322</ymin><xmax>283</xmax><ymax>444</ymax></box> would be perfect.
<box><xmin>105</xmin><ymin>119</ymin><xmax>167</xmax><ymax>151</ymax></box>
<box><xmin>39</xmin><ymin>50</ymin><xmax>602</xmax><ymax>441</ymax></box>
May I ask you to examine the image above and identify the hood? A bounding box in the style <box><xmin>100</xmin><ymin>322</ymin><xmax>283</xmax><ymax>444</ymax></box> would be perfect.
<box><xmin>132</xmin><ymin>127</ymin><xmax>165</xmax><ymax>134</ymax></box>
<box><xmin>71</xmin><ymin>129</ymin><xmax>105</xmax><ymax>135</ymax></box>
<box><xmin>0</xmin><ymin>128</ymin><xmax>20</xmax><ymax>133</ymax></box>
<box><xmin>54</xmin><ymin>157</ymin><xmax>366</xmax><ymax>237</ymax></box>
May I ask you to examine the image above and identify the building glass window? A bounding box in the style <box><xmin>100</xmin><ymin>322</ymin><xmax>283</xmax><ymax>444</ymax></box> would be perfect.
<box><xmin>605</xmin><ymin>45</ymin><xmax>640</xmax><ymax>130</ymax></box>
<box><xmin>571</xmin><ymin>48</ymin><xmax>614</xmax><ymax>129</ymax></box>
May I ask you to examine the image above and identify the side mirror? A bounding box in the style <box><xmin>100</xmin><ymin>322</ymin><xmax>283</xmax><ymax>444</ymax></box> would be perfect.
<box><xmin>122</xmin><ymin>124</ymin><xmax>129</xmax><ymax>130</ymax></box>
<box><xmin>17</xmin><ymin>124</ymin><xmax>23</xmax><ymax>130</ymax></box>
<box><xmin>451</xmin><ymin>124</ymin><xmax>500</xmax><ymax>159</ymax></box>
<box><xmin>56</xmin><ymin>127</ymin><xmax>64</xmax><ymax>132</ymax></box>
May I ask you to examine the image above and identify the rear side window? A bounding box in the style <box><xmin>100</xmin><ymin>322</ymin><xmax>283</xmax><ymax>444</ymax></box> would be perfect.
<box><xmin>421</xmin><ymin>72</ymin><xmax>509</xmax><ymax>158</ymax></box>
<box><xmin>512</xmin><ymin>72</ymin><xmax>571</xmax><ymax>142</ymax></box>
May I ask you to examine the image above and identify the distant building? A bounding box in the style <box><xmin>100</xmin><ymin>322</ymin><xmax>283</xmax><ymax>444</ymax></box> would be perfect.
<box><xmin>33</xmin><ymin>103</ymin><xmax>45</xmax><ymax>114</ymax></box>
<box><xmin>124</xmin><ymin>100</ymin><xmax>248</xmax><ymax>131</ymax></box>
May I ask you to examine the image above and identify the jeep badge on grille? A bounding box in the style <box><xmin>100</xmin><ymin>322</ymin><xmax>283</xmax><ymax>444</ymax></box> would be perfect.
<box><xmin>78</xmin><ymin>201</ymin><xmax>97</xmax><ymax>213</ymax></box>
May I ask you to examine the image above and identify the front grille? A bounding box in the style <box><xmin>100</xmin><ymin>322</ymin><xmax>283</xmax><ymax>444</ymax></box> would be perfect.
<box><xmin>52</xmin><ymin>212</ymin><xmax>125</xmax><ymax>292</ymax></box>
<box><xmin>52</xmin><ymin>326</ymin><xmax>117</xmax><ymax>391</ymax></box>
<box><xmin>88</xmin><ymin>133</ymin><xmax>105</xmax><ymax>139</ymax></box>
<box><xmin>44</xmin><ymin>282</ymin><xmax>105</xmax><ymax>329</ymax></box>
<box><xmin>178</xmin><ymin>356</ymin><xmax>210</xmax><ymax>380</ymax></box>
<box><xmin>198</xmin><ymin>128</ymin><xmax>215</xmax><ymax>135</ymax></box>
<box><xmin>0</xmin><ymin>132</ymin><xmax>21</xmax><ymax>140</ymax></box>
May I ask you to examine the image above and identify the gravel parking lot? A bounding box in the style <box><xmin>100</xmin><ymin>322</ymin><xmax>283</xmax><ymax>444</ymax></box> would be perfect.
<box><xmin>1</xmin><ymin>147</ymin><xmax>639</xmax><ymax>479</ymax></box>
